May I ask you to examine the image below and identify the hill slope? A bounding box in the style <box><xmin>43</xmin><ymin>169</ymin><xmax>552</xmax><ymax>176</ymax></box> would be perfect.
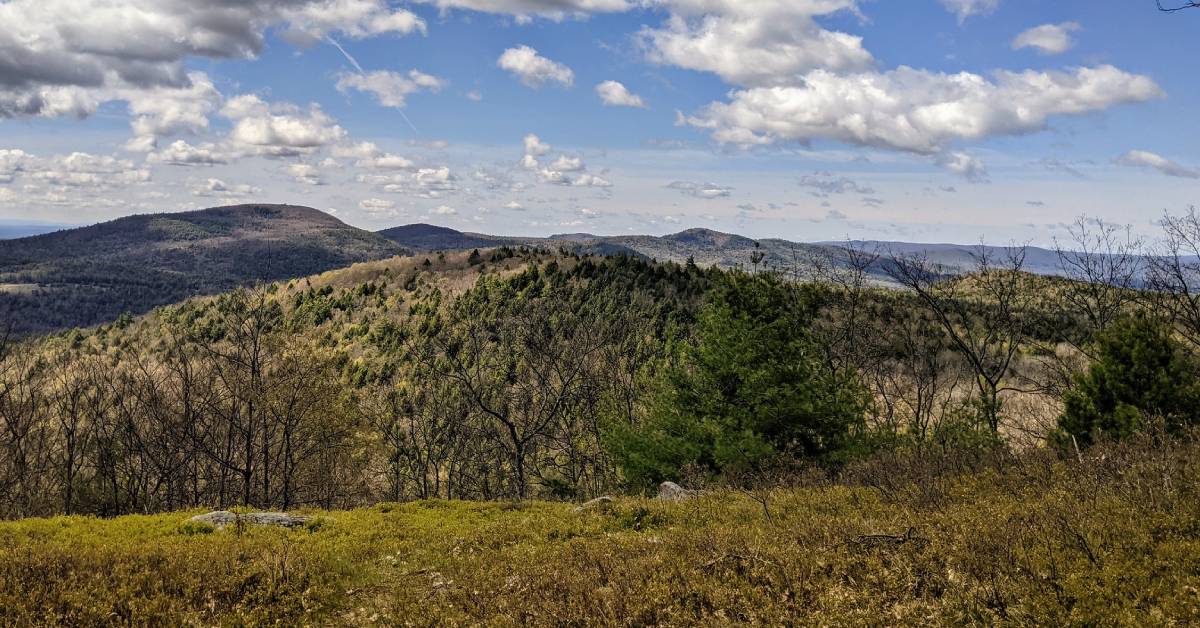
<box><xmin>0</xmin><ymin>204</ymin><xmax>407</xmax><ymax>336</ymax></box>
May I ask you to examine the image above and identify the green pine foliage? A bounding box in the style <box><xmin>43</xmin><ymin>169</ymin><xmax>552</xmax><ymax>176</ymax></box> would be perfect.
<box><xmin>1058</xmin><ymin>315</ymin><xmax>1200</xmax><ymax>447</ymax></box>
<box><xmin>611</xmin><ymin>272</ymin><xmax>869</xmax><ymax>488</ymax></box>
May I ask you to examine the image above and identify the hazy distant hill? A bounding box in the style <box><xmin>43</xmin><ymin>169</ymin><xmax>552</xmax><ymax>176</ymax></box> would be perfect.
<box><xmin>379</xmin><ymin>224</ymin><xmax>867</xmax><ymax>278</ymax></box>
<box><xmin>0</xmin><ymin>204</ymin><xmax>407</xmax><ymax>336</ymax></box>
<box><xmin>377</xmin><ymin>224</ymin><xmax>510</xmax><ymax>251</ymax></box>
<box><xmin>0</xmin><ymin>221</ymin><xmax>75</xmax><ymax>240</ymax></box>
<box><xmin>378</xmin><ymin>224</ymin><xmax>1100</xmax><ymax>282</ymax></box>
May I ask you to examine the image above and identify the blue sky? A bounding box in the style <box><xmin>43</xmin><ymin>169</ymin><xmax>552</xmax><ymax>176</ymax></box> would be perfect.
<box><xmin>0</xmin><ymin>0</ymin><xmax>1197</xmax><ymax>245</ymax></box>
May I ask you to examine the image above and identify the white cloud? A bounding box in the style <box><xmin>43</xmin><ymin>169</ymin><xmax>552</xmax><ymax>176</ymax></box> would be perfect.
<box><xmin>359</xmin><ymin>166</ymin><xmax>459</xmax><ymax>198</ymax></box>
<box><xmin>797</xmin><ymin>171</ymin><xmax>874</xmax><ymax>196</ymax></box>
<box><xmin>192</xmin><ymin>178</ymin><xmax>259</xmax><ymax>198</ymax></box>
<box><xmin>497</xmin><ymin>46</ymin><xmax>574</xmax><ymax>88</ymax></box>
<box><xmin>685</xmin><ymin>65</ymin><xmax>1162</xmax><ymax>154</ymax></box>
<box><xmin>431</xmin><ymin>204</ymin><xmax>457</xmax><ymax>215</ymax></box>
<box><xmin>0</xmin><ymin>149</ymin><xmax>31</xmax><ymax>183</ymax></box>
<box><xmin>595</xmin><ymin>80</ymin><xmax>645</xmax><ymax>107</ymax></box>
<box><xmin>518</xmin><ymin>134</ymin><xmax>611</xmax><ymax>187</ymax></box>
<box><xmin>122</xmin><ymin>72</ymin><xmax>222</xmax><ymax>144</ymax></box>
<box><xmin>359</xmin><ymin>197</ymin><xmax>396</xmax><ymax>210</ymax></box>
<box><xmin>0</xmin><ymin>0</ymin><xmax>425</xmax><ymax>119</ymax></box>
<box><xmin>666</xmin><ymin>180</ymin><xmax>732</xmax><ymax>199</ymax></box>
<box><xmin>222</xmin><ymin>95</ymin><xmax>347</xmax><ymax>157</ymax></box>
<box><xmin>466</xmin><ymin>90</ymin><xmax>483</xmax><ymax>102</ymax></box>
<box><xmin>336</xmin><ymin>69</ymin><xmax>446</xmax><ymax>108</ymax></box>
<box><xmin>21</xmin><ymin>152</ymin><xmax>151</xmax><ymax>188</ymax></box>
<box><xmin>147</xmin><ymin>140</ymin><xmax>234</xmax><ymax>166</ymax></box>
<box><xmin>549</xmin><ymin>155</ymin><xmax>585</xmax><ymax>172</ymax></box>
<box><xmin>936</xmin><ymin>151</ymin><xmax>989</xmax><ymax>183</ymax></box>
<box><xmin>504</xmin><ymin>201</ymin><xmax>525</xmax><ymax>210</ymax></box>
<box><xmin>1115</xmin><ymin>150</ymin><xmax>1200</xmax><ymax>179</ymax></box>
<box><xmin>280</xmin><ymin>0</ymin><xmax>427</xmax><ymax>45</ymax></box>
<box><xmin>288</xmin><ymin>163</ymin><xmax>325</xmax><ymax>185</ymax></box>
<box><xmin>640</xmin><ymin>0</ymin><xmax>872</xmax><ymax>87</ymax></box>
<box><xmin>939</xmin><ymin>0</ymin><xmax>999</xmax><ymax>23</ymax></box>
<box><xmin>523</xmin><ymin>133</ymin><xmax>552</xmax><ymax>157</ymax></box>
<box><xmin>1012</xmin><ymin>22</ymin><xmax>1081</xmax><ymax>55</ymax></box>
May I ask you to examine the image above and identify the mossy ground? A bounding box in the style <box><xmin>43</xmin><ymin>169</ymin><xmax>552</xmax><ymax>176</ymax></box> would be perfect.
<box><xmin>2</xmin><ymin>443</ymin><xmax>1200</xmax><ymax>626</ymax></box>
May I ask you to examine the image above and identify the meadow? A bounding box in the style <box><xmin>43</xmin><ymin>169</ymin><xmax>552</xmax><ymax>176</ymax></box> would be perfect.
<box><xmin>2</xmin><ymin>432</ymin><xmax>1197</xmax><ymax>626</ymax></box>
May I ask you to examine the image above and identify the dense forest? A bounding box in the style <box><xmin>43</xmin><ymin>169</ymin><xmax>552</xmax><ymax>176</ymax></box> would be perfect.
<box><xmin>3</xmin><ymin>211</ymin><xmax>1200</xmax><ymax>519</ymax></box>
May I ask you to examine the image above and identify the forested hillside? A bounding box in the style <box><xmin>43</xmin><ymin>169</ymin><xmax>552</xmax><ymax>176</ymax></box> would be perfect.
<box><xmin>0</xmin><ymin>204</ymin><xmax>406</xmax><ymax>336</ymax></box>
<box><xmin>5</xmin><ymin>208</ymin><xmax>1200</xmax><ymax>519</ymax></box>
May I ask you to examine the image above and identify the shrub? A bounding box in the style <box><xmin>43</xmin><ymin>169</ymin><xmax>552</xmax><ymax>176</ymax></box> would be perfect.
<box><xmin>611</xmin><ymin>272</ymin><xmax>869</xmax><ymax>488</ymax></box>
<box><xmin>1057</xmin><ymin>315</ymin><xmax>1200</xmax><ymax>448</ymax></box>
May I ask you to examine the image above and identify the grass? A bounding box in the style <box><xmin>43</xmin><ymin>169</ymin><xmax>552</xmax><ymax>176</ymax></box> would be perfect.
<box><xmin>2</xmin><ymin>438</ymin><xmax>1200</xmax><ymax>626</ymax></box>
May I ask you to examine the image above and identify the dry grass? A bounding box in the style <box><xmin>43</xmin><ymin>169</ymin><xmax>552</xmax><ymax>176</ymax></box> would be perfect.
<box><xmin>2</xmin><ymin>433</ymin><xmax>1199</xmax><ymax>626</ymax></box>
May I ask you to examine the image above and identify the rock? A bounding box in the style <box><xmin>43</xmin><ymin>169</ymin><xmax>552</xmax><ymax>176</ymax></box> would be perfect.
<box><xmin>657</xmin><ymin>481</ymin><xmax>693</xmax><ymax>501</ymax></box>
<box><xmin>574</xmin><ymin>496</ymin><xmax>614</xmax><ymax>512</ymax></box>
<box><xmin>189</xmin><ymin>510</ymin><xmax>311</xmax><ymax>529</ymax></box>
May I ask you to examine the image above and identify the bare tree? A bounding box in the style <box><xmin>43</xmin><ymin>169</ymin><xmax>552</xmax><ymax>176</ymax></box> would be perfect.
<box><xmin>886</xmin><ymin>244</ymin><xmax>1032</xmax><ymax>432</ymax></box>
<box><xmin>1053</xmin><ymin>216</ymin><xmax>1143</xmax><ymax>338</ymax></box>
<box><xmin>1147</xmin><ymin>208</ymin><xmax>1200</xmax><ymax>351</ymax></box>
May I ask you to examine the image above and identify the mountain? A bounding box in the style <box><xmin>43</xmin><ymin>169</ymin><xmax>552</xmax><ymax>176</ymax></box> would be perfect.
<box><xmin>376</xmin><ymin>224</ymin><xmax>510</xmax><ymax>251</ymax></box>
<box><xmin>379</xmin><ymin>224</ymin><xmax>1127</xmax><ymax>283</ymax></box>
<box><xmin>0</xmin><ymin>204</ymin><xmax>407</xmax><ymax>336</ymax></box>
<box><xmin>378</xmin><ymin>224</ymin><xmax>848</xmax><ymax>277</ymax></box>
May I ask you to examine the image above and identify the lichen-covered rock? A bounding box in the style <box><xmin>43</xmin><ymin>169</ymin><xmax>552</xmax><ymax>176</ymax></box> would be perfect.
<box><xmin>189</xmin><ymin>510</ymin><xmax>311</xmax><ymax>529</ymax></box>
<box><xmin>657</xmin><ymin>481</ymin><xmax>693</xmax><ymax>501</ymax></box>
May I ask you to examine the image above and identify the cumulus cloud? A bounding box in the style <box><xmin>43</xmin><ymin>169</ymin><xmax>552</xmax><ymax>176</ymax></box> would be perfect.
<box><xmin>1115</xmin><ymin>150</ymin><xmax>1200</xmax><ymax>179</ymax></box>
<box><xmin>359</xmin><ymin>166</ymin><xmax>459</xmax><ymax>198</ymax></box>
<box><xmin>431</xmin><ymin>204</ymin><xmax>457</xmax><ymax>215</ymax></box>
<box><xmin>0</xmin><ymin>149</ymin><xmax>31</xmax><ymax>183</ymax></box>
<box><xmin>797</xmin><ymin>171</ymin><xmax>875</xmax><ymax>196</ymax></box>
<box><xmin>1013</xmin><ymin>22</ymin><xmax>1081</xmax><ymax>55</ymax></box>
<box><xmin>595</xmin><ymin>80</ymin><xmax>645</xmax><ymax>107</ymax></box>
<box><xmin>359</xmin><ymin>197</ymin><xmax>396</xmax><ymax>210</ymax></box>
<box><xmin>288</xmin><ymin>163</ymin><xmax>325</xmax><ymax>185</ymax></box>
<box><xmin>497</xmin><ymin>46</ymin><xmax>574</xmax><ymax>88</ymax></box>
<box><xmin>666</xmin><ymin>181</ymin><xmax>732</xmax><ymax>199</ymax></box>
<box><xmin>336</xmin><ymin>69</ymin><xmax>445</xmax><ymax>108</ymax></box>
<box><xmin>524</xmin><ymin>133</ymin><xmax>552</xmax><ymax>157</ymax></box>
<box><xmin>192</xmin><ymin>178</ymin><xmax>259</xmax><ymax>198</ymax></box>
<box><xmin>0</xmin><ymin>0</ymin><xmax>425</xmax><ymax>119</ymax></box>
<box><xmin>939</xmin><ymin>0</ymin><xmax>999</xmax><ymax>23</ymax></box>
<box><xmin>147</xmin><ymin>140</ymin><xmax>234</xmax><ymax>166</ymax></box>
<box><xmin>937</xmin><ymin>151</ymin><xmax>989</xmax><ymax>183</ymax></box>
<box><xmin>518</xmin><ymin>134</ymin><xmax>611</xmax><ymax>187</ymax></box>
<box><xmin>122</xmin><ymin>72</ymin><xmax>222</xmax><ymax>145</ymax></box>
<box><xmin>222</xmin><ymin>95</ymin><xmax>347</xmax><ymax>157</ymax></box>
<box><xmin>279</xmin><ymin>0</ymin><xmax>426</xmax><ymax>45</ymax></box>
<box><xmin>684</xmin><ymin>65</ymin><xmax>1161</xmax><ymax>153</ymax></box>
<box><xmin>16</xmin><ymin>151</ymin><xmax>151</xmax><ymax>189</ymax></box>
<box><xmin>640</xmin><ymin>0</ymin><xmax>872</xmax><ymax>87</ymax></box>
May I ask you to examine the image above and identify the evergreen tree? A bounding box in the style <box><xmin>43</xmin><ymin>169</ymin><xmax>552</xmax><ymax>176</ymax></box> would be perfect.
<box><xmin>1057</xmin><ymin>315</ymin><xmax>1200</xmax><ymax>447</ymax></box>
<box><xmin>611</xmin><ymin>272</ymin><xmax>868</xmax><ymax>488</ymax></box>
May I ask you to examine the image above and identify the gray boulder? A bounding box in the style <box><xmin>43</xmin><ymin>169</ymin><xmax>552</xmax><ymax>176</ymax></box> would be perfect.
<box><xmin>189</xmin><ymin>510</ymin><xmax>311</xmax><ymax>529</ymax></box>
<box><xmin>657</xmin><ymin>481</ymin><xmax>694</xmax><ymax>501</ymax></box>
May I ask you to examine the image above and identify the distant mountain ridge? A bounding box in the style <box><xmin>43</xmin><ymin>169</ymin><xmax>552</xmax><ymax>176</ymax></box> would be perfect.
<box><xmin>0</xmin><ymin>204</ymin><xmax>407</xmax><ymax>336</ymax></box>
<box><xmin>375</xmin><ymin>223</ymin><xmax>1075</xmax><ymax>281</ymax></box>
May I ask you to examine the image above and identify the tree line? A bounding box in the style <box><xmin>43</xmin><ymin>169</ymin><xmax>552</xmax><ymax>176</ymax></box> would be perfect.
<box><xmin>3</xmin><ymin>210</ymin><xmax>1200</xmax><ymax>519</ymax></box>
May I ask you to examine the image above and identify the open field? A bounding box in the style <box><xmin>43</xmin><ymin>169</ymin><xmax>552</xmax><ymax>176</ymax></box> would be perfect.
<box><xmin>2</xmin><ymin>434</ymin><xmax>1198</xmax><ymax>627</ymax></box>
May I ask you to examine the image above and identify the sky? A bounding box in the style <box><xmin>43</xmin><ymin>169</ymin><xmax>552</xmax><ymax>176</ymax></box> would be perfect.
<box><xmin>0</xmin><ymin>0</ymin><xmax>1198</xmax><ymax>245</ymax></box>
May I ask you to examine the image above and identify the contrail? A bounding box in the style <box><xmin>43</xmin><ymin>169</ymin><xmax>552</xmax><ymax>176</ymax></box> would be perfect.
<box><xmin>326</xmin><ymin>36</ymin><xmax>366</xmax><ymax>74</ymax></box>
<box><xmin>326</xmin><ymin>36</ymin><xmax>421</xmax><ymax>136</ymax></box>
